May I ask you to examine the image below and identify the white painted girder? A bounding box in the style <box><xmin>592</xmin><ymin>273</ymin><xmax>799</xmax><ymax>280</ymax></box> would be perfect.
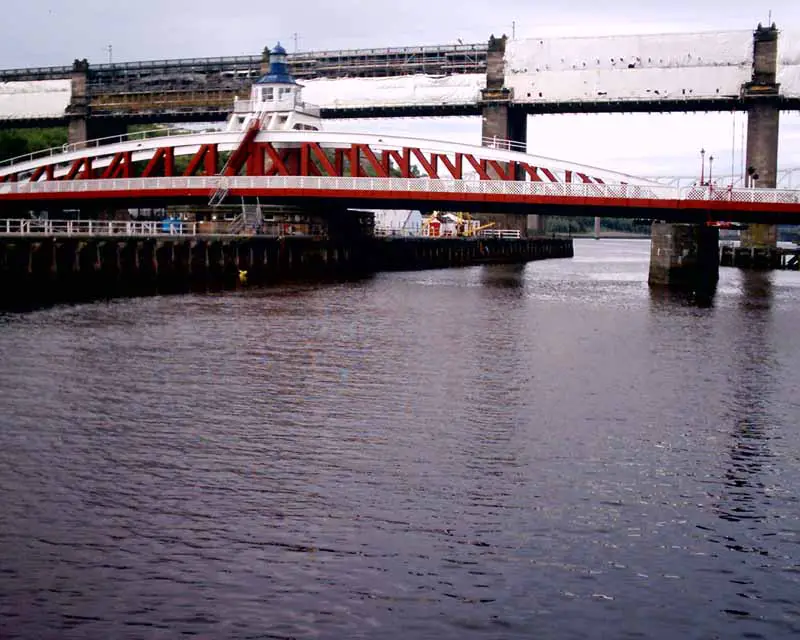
<box><xmin>505</xmin><ymin>31</ymin><xmax>754</xmax><ymax>103</ymax></box>
<box><xmin>0</xmin><ymin>129</ymin><xmax>663</xmax><ymax>185</ymax></box>
<box><xmin>0</xmin><ymin>79</ymin><xmax>71</xmax><ymax>119</ymax></box>
<box><xmin>779</xmin><ymin>28</ymin><xmax>800</xmax><ymax>96</ymax></box>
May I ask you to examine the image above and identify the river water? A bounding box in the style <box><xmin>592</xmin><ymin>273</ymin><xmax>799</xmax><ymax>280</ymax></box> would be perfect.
<box><xmin>1</xmin><ymin>238</ymin><xmax>798</xmax><ymax>639</ymax></box>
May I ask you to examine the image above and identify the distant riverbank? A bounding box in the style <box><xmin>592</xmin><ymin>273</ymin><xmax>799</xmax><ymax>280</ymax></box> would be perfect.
<box><xmin>570</xmin><ymin>231</ymin><xmax>651</xmax><ymax>239</ymax></box>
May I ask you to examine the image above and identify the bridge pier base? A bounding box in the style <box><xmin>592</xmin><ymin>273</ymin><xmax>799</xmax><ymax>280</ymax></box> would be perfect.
<box><xmin>648</xmin><ymin>222</ymin><xmax>719</xmax><ymax>294</ymax></box>
<box><xmin>741</xmin><ymin>101</ymin><xmax>780</xmax><ymax>250</ymax></box>
<box><xmin>741</xmin><ymin>23</ymin><xmax>780</xmax><ymax>253</ymax></box>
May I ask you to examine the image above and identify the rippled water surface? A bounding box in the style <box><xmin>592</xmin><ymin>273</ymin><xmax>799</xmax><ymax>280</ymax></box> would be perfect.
<box><xmin>1</xmin><ymin>239</ymin><xmax>799</xmax><ymax>639</ymax></box>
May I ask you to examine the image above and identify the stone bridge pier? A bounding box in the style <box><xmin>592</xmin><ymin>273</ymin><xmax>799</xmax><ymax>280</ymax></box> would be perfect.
<box><xmin>66</xmin><ymin>59</ymin><xmax>127</xmax><ymax>147</ymax></box>
<box><xmin>649</xmin><ymin>23</ymin><xmax>782</xmax><ymax>290</ymax></box>
<box><xmin>648</xmin><ymin>223</ymin><xmax>719</xmax><ymax>294</ymax></box>
<box><xmin>479</xmin><ymin>35</ymin><xmax>533</xmax><ymax>236</ymax></box>
<box><xmin>741</xmin><ymin>23</ymin><xmax>780</xmax><ymax>250</ymax></box>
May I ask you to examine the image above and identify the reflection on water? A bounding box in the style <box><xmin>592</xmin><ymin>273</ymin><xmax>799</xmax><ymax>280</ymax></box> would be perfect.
<box><xmin>1</xmin><ymin>239</ymin><xmax>799</xmax><ymax>639</ymax></box>
<box><xmin>479</xmin><ymin>264</ymin><xmax>527</xmax><ymax>289</ymax></box>
<box><xmin>715</xmin><ymin>271</ymin><xmax>775</xmax><ymax>527</ymax></box>
<box><xmin>648</xmin><ymin>283</ymin><xmax>717</xmax><ymax>309</ymax></box>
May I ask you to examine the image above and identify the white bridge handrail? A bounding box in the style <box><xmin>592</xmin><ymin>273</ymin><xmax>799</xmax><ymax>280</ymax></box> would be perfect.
<box><xmin>479</xmin><ymin>229</ymin><xmax>522</xmax><ymax>239</ymax></box>
<box><xmin>0</xmin><ymin>128</ymin><xmax>665</xmax><ymax>187</ymax></box>
<box><xmin>2</xmin><ymin>176</ymin><xmax>800</xmax><ymax>205</ymax></box>
<box><xmin>2</xmin><ymin>218</ymin><xmax>531</xmax><ymax>240</ymax></box>
<box><xmin>0</xmin><ymin>127</ymin><xmax>201</xmax><ymax>169</ymax></box>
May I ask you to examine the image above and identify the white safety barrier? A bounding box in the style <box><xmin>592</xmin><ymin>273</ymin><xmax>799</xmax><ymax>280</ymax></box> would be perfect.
<box><xmin>2</xmin><ymin>175</ymin><xmax>800</xmax><ymax>205</ymax></box>
<box><xmin>0</xmin><ymin>219</ymin><xmax>197</xmax><ymax>237</ymax></box>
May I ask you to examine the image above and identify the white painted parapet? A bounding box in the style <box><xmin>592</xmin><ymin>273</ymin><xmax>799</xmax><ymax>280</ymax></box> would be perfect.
<box><xmin>778</xmin><ymin>28</ymin><xmax>800</xmax><ymax>96</ymax></box>
<box><xmin>505</xmin><ymin>31</ymin><xmax>753</xmax><ymax>103</ymax></box>
<box><xmin>301</xmin><ymin>74</ymin><xmax>486</xmax><ymax>110</ymax></box>
<box><xmin>0</xmin><ymin>80</ymin><xmax>71</xmax><ymax>120</ymax></box>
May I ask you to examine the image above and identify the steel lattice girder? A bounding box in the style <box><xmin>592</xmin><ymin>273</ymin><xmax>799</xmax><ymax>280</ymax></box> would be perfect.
<box><xmin>12</xmin><ymin>141</ymin><xmax>602</xmax><ymax>184</ymax></box>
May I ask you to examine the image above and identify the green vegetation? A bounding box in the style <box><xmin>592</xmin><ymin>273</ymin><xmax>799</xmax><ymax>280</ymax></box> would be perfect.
<box><xmin>545</xmin><ymin>215</ymin><xmax>652</xmax><ymax>236</ymax></box>
<box><xmin>0</xmin><ymin>128</ymin><xmax>68</xmax><ymax>161</ymax></box>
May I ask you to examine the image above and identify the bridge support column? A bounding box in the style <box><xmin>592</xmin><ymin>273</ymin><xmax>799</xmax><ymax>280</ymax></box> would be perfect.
<box><xmin>66</xmin><ymin>59</ymin><xmax>127</xmax><ymax>147</ymax></box>
<box><xmin>741</xmin><ymin>23</ymin><xmax>780</xmax><ymax>251</ymax></box>
<box><xmin>479</xmin><ymin>34</ymin><xmax>529</xmax><ymax>236</ymax></box>
<box><xmin>68</xmin><ymin>118</ymin><xmax>128</xmax><ymax>147</ymax></box>
<box><xmin>649</xmin><ymin>222</ymin><xmax>719</xmax><ymax>294</ymax></box>
<box><xmin>67</xmin><ymin>59</ymin><xmax>90</xmax><ymax>147</ymax></box>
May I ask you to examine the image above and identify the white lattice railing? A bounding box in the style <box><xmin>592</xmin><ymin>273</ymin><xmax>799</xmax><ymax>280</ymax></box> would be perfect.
<box><xmin>0</xmin><ymin>128</ymin><xmax>201</xmax><ymax>169</ymax></box>
<box><xmin>0</xmin><ymin>219</ymin><xmax>198</xmax><ymax>237</ymax></box>
<box><xmin>478</xmin><ymin>229</ymin><xmax>522</xmax><ymax>239</ymax></box>
<box><xmin>1</xmin><ymin>218</ymin><xmax>527</xmax><ymax>239</ymax></box>
<box><xmin>2</xmin><ymin>176</ymin><xmax>800</xmax><ymax>205</ymax></box>
<box><xmin>374</xmin><ymin>224</ymin><xmax>522</xmax><ymax>239</ymax></box>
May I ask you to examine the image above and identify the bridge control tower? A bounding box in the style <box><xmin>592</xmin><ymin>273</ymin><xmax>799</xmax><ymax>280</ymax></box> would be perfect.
<box><xmin>227</xmin><ymin>44</ymin><xmax>322</xmax><ymax>133</ymax></box>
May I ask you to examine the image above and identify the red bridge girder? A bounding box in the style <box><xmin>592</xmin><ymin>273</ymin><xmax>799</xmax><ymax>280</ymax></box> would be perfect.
<box><xmin>17</xmin><ymin>141</ymin><xmax>604</xmax><ymax>185</ymax></box>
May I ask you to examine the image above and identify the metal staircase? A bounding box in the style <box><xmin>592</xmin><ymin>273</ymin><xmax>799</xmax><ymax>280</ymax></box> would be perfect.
<box><xmin>209</xmin><ymin>180</ymin><xmax>230</xmax><ymax>206</ymax></box>
<box><xmin>228</xmin><ymin>202</ymin><xmax>264</xmax><ymax>235</ymax></box>
<box><xmin>209</xmin><ymin>118</ymin><xmax>262</xmax><ymax>208</ymax></box>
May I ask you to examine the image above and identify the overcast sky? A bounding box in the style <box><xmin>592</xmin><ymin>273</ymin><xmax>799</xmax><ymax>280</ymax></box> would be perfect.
<box><xmin>2</xmin><ymin>0</ymin><xmax>799</xmax><ymax>181</ymax></box>
<box><xmin>3</xmin><ymin>0</ymin><xmax>798</xmax><ymax>64</ymax></box>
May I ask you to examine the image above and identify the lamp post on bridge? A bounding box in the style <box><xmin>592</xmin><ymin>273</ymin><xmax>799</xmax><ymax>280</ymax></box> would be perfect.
<box><xmin>708</xmin><ymin>155</ymin><xmax>714</xmax><ymax>187</ymax></box>
<box><xmin>700</xmin><ymin>148</ymin><xmax>706</xmax><ymax>185</ymax></box>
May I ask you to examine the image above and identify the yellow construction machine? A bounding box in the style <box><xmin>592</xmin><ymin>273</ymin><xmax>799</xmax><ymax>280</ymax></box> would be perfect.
<box><xmin>421</xmin><ymin>212</ymin><xmax>495</xmax><ymax>237</ymax></box>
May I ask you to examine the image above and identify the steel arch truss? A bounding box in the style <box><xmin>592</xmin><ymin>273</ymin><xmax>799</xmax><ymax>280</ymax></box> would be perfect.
<box><xmin>1</xmin><ymin>139</ymin><xmax>609</xmax><ymax>186</ymax></box>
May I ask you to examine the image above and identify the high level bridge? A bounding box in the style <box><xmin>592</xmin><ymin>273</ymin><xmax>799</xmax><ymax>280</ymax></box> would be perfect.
<box><xmin>0</xmin><ymin>27</ymin><xmax>798</xmax><ymax>133</ymax></box>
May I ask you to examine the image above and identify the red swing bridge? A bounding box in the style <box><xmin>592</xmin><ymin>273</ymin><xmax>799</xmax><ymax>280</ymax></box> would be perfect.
<box><xmin>2</xmin><ymin>128</ymin><xmax>800</xmax><ymax>226</ymax></box>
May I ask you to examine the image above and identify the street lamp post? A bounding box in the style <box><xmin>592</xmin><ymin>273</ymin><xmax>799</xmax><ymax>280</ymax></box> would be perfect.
<box><xmin>708</xmin><ymin>155</ymin><xmax>714</xmax><ymax>187</ymax></box>
<box><xmin>700</xmin><ymin>148</ymin><xmax>706</xmax><ymax>185</ymax></box>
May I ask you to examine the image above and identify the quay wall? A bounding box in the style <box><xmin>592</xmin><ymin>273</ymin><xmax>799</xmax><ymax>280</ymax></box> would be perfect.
<box><xmin>0</xmin><ymin>235</ymin><xmax>573</xmax><ymax>309</ymax></box>
<box><xmin>719</xmin><ymin>243</ymin><xmax>799</xmax><ymax>270</ymax></box>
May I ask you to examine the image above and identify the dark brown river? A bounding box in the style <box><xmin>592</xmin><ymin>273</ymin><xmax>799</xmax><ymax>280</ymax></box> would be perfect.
<box><xmin>1</xmin><ymin>239</ymin><xmax>799</xmax><ymax>639</ymax></box>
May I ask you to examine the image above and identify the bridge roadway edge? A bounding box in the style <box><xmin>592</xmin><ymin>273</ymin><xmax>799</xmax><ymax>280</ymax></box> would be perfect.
<box><xmin>0</xmin><ymin>234</ymin><xmax>573</xmax><ymax>309</ymax></box>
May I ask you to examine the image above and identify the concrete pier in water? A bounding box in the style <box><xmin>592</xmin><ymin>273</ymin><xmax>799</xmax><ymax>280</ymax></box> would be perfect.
<box><xmin>648</xmin><ymin>222</ymin><xmax>719</xmax><ymax>293</ymax></box>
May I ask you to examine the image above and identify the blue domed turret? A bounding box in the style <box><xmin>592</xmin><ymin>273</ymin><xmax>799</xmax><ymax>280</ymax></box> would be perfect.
<box><xmin>256</xmin><ymin>43</ymin><xmax>297</xmax><ymax>85</ymax></box>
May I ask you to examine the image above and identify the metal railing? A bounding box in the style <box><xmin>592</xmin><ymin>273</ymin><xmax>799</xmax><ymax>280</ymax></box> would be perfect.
<box><xmin>481</xmin><ymin>136</ymin><xmax>528</xmax><ymax>152</ymax></box>
<box><xmin>232</xmin><ymin>97</ymin><xmax>321</xmax><ymax>117</ymax></box>
<box><xmin>0</xmin><ymin>127</ymin><xmax>202</xmax><ymax>169</ymax></box>
<box><xmin>3</xmin><ymin>175</ymin><xmax>800</xmax><ymax>206</ymax></box>
<box><xmin>375</xmin><ymin>225</ymin><xmax>522</xmax><ymax>239</ymax></box>
<box><xmin>0</xmin><ymin>43</ymin><xmax>487</xmax><ymax>82</ymax></box>
<box><xmin>478</xmin><ymin>229</ymin><xmax>522</xmax><ymax>239</ymax></box>
<box><xmin>0</xmin><ymin>219</ymin><xmax>198</xmax><ymax>237</ymax></box>
<box><xmin>0</xmin><ymin>218</ymin><xmax>528</xmax><ymax>241</ymax></box>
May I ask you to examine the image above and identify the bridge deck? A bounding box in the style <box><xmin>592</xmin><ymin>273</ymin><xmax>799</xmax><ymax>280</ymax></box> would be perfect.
<box><xmin>2</xmin><ymin>177</ymin><xmax>800</xmax><ymax>224</ymax></box>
